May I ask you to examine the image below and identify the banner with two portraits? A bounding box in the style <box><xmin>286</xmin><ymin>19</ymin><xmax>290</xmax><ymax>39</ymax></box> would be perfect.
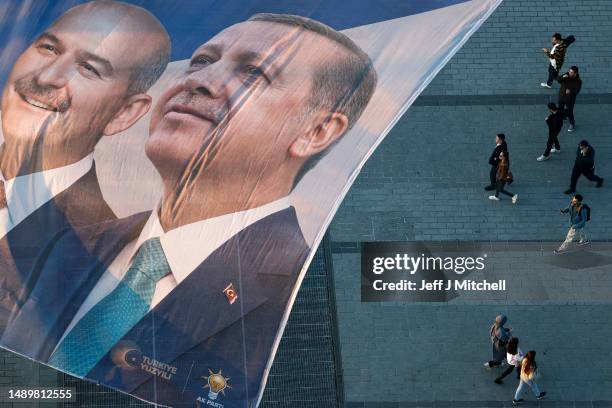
<box><xmin>0</xmin><ymin>1</ymin><xmax>500</xmax><ymax>406</ymax></box>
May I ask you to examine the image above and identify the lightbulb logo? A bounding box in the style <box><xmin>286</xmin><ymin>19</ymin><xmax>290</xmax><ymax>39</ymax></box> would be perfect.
<box><xmin>203</xmin><ymin>368</ymin><xmax>231</xmax><ymax>400</ymax></box>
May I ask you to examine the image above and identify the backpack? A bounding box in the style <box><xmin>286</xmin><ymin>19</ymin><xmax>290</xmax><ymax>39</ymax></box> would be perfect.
<box><xmin>581</xmin><ymin>204</ymin><xmax>591</xmax><ymax>222</ymax></box>
<box><xmin>564</xmin><ymin>35</ymin><xmax>576</xmax><ymax>47</ymax></box>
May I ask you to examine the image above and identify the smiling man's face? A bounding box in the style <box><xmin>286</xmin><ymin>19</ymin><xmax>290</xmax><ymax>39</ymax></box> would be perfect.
<box><xmin>1</xmin><ymin>5</ymin><xmax>154</xmax><ymax>150</ymax></box>
<box><xmin>146</xmin><ymin>20</ymin><xmax>346</xmax><ymax>192</ymax></box>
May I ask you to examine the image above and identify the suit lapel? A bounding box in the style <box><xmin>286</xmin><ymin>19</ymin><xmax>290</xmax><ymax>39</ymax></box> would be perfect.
<box><xmin>0</xmin><ymin>162</ymin><xmax>117</xmax><ymax>315</ymax></box>
<box><xmin>52</xmin><ymin>163</ymin><xmax>117</xmax><ymax>225</ymax></box>
<box><xmin>0</xmin><ymin>212</ymin><xmax>150</xmax><ymax>360</ymax></box>
<box><xmin>96</xmin><ymin>208</ymin><xmax>306</xmax><ymax>392</ymax></box>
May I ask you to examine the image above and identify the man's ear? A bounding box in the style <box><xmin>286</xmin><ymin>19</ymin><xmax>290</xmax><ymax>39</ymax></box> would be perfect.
<box><xmin>103</xmin><ymin>94</ymin><xmax>152</xmax><ymax>136</ymax></box>
<box><xmin>289</xmin><ymin>111</ymin><xmax>349</xmax><ymax>158</ymax></box>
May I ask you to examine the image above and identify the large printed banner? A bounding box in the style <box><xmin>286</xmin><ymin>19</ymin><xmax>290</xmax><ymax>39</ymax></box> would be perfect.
<box><xmin>0</xmin><ymin>1</ymin><xmax>500</xmax><ymax>406</ymax></box>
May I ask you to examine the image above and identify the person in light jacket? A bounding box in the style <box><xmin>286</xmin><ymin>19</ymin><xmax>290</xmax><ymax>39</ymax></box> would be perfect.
<box><xmin>513</xmin><ymin>350</ymin><xmax>546</xmax><ymax>405</ymax></box>
<box><xmin>555</xmin><ymin>193</ymin><xmax>589</xmax><ymax>253</ymax></box>
<box><xmin>484</xmin><ymin>314</ymin><xmax>512</xmax><ymax>368</ymax></box>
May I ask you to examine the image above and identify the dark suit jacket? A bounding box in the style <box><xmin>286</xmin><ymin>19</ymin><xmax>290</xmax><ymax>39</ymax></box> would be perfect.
<box><xmin>1</xmin><ymin>206</ymin><xmax>309</xmax><ymax>408</ymax></box>
<box><xmin>546</xmin><ymin>110</ymin><xmax>564</xmax><ymax>136</ymax></box>
<box><xmin>488</xmin><ymin>141</ymin><xmax>507</xmax><ymax>167</ymax></box>
<box><xmin>574</xmin><ymin>145</ymin><xmax>595</xmax><ymax>170</ymax></box>
<box><xmin>0</xmin><ymin>164</ymin><xmax>116</xmax><ymax>328</ymax></box>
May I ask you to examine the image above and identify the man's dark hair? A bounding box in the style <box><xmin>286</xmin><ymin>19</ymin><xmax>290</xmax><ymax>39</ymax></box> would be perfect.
<box><xmin>548</xmin><ymin>102</ymin><xmax>557</xmax><ymax>110</ymax></box>
<box><xmin>248</xmin><ymin>13</ymin><xmax>378</xmax><ymax>186</ymax></box>
<box><xmin>552</xmin><ymin>33</ymin><xmax>562</xmax><ymax>41</ymax></box>
<box><xmin>496</xmin><ymin>133</ymin><xmax>505</xmax><ymax>141</ymax></box>
<box><xmin>574</xmin><ymin>194</ymin><xmax>583</xmax><ymax>202</ymax></box>
<box><xmin>570</xmin><ymin>65</ymin><xmax>579</xmax><ymax>74</ymax></box>
<box><xmin>579</xmin><ymin>139</ymin><xmax>589</xmax><ymax>147</ymax></box>
<box><xmin>127</xmin><ymin>49</ymin><xmax>171</xmax><ymax>95</ymax></box>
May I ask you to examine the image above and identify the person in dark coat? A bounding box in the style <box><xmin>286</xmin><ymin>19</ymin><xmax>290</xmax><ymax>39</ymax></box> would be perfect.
<box><xmin>564</xmin><ymin>140</ymin><xmax>604</xmax><ymax>194</ymax></box>
<box><xmin>484</xmin><ymin>314</ymin><xmax>512</xmax><ymax>368</ymax></box>
<box><xmin>556</xmin><ymin>66</ymin><xmax>582</xmax><ymax>132</ymax></box>
<box><xmin>485</xmin><ymin>133</ymin><xmax>508</xmax><ymax>191</ymax></box>
<box><xmin>494</xmin><ymin>337</ymin><xmax>523</xmax><ymax>384</ymax></box>
<box><xmin>537</xmin><ymin>103</ymin><xmax>564</xmax><ymax>161</ymax></box>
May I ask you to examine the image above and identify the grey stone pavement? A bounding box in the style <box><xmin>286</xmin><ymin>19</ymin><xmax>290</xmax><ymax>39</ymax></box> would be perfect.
<box><xmin>331</xmin><ymin>0</ymin><xmax>612</xmax><ymax>406</ymax></box>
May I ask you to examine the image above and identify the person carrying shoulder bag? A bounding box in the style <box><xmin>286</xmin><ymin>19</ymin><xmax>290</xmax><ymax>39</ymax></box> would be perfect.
<box><xmin>513</xmin><ymin>350</ymin><xmax>546</xmax><ymax>405</ymax></box>
<box><xmin>484</xmin><ymin>314</ymin><xmax>512</xmax><ymax>368</ymax></box>
<box><xmin>489</xmin><ymin>151</ymin><xmax>518</xmax><ymax>204</ymax></box>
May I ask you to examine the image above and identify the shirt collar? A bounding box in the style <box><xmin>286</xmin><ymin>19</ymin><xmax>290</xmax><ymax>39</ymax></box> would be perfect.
<box><xmin>132</xmin><ymin>196</ymin><xmax>292</xmax><ymax>285</ymax></box>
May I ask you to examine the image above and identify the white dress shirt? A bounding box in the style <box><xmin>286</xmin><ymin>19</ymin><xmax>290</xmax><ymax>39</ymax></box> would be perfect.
<box><xmin>507</xmin><ymin>348</ymin><xmax>524</xmax><ymax>367</ymax></box>
<box><xmin>59</xmin><ymin>196</ymin><xmax>292</xmax><ymax>344</ymax></box>
<box><xmin>549</xmin><ymin>43</ymin><xmax>559</xmax><ymax>69</ymax></box>
<box><xmin>0</xmin><ymin>153</ymin><xmax>94</xmax><ymax>238</ymax></box>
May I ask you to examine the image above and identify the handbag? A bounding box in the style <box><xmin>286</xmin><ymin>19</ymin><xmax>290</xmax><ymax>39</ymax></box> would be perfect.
<box><xmin>505</xmin><ymin>170</ymin><xmax>514</xmax><ymax>185</ymax></box>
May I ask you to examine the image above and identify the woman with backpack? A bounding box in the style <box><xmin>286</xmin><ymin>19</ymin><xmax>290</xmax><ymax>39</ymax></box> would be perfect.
<box><xmin>513</xmin><ymin>350</ymin><xmax>546</xmax><ymax>404</ymax></box>
<box><xmin>494</xmin><ymin>337</ymin><xmax>523</xmax><ymax>384</ymax></box>
<box><xmin>489</xmin><ymin>151</ymin><xmax>518</xmax><ymax>204</ymax></box>
<box><xmin>484</xmin><ymin>314</ymin><xmax>512</xmax><ymax>368</ymax></box>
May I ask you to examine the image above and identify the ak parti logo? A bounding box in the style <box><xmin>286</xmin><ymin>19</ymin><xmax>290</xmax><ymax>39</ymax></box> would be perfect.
<box><xmin>203</xmin><ymin>368</ymin><xmax>232</xmax><ymax>400</ymax></box>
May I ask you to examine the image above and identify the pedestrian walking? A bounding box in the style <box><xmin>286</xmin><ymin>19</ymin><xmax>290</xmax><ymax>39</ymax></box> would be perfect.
<box><xmin>494</xmin><ymin>337</ymin><xmax>523</xmax><ymax>384</ymax></box>
<box><xmin>541</xmin><ymin>33</ymin><xmax>575</xmax><ymax>88</ymax></box>
<box><xmin>484</xmin><ymin>314</ymin><xmax>512</xmax><ymax>368</ymax></box>
<box><xmin>556</xmin><ymin>66</ymin><xmax>582</xmax><ymax>132</ymax></box>
<box><xmin>564</xmin><ymin>140</ymin><xmax>604</xmax><ymax>194</ymax></box>
<box><xmin>485</xmin><ymin>133</ymin><xmax>507</xmax><ymax>191</ymax></box>
<box><xmin>513</xmin><ymin>350</ymin><xmax>546</xmax><ymax>404</ymax></box>
<box><xmin>554</xmin><ymin>194</ymin><xmax>590</xmax><ymax>254</ymax></box>
<box><xmin>537</xmin><ymin>103</ymin><xmax>563</xmax><ymax>161</ymax></box>
<box><xmin>489</xmin><ymin>151</ymin><xmax>518</xmax><ymax>203</ymax></box>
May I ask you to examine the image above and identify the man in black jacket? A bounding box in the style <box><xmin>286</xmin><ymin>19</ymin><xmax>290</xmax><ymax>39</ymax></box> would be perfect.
<box><xmin>564</xmin><ymin>140</ymin><xmax>604</xmax><ymax>194</ymax></box>
<box><xmin>556</xmin><ymin>66</ymin><xmax>582</xmax><ymax>132</ymax></box>
<box><xmin>485</xmin><ymin>133</ymin><xmax>507</xmax><ymax>191</ymax></box>
<box><xmin>537</xmin><ymin>103</ymin><xmax>564</xmax><ymax>161</ymax></box>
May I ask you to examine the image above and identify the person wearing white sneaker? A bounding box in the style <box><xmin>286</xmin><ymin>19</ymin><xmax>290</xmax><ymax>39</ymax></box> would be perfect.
<box><xmin>485</xmin><ymin>314</ymin><xmax>512</xmax><ymax>368</ymax></box>
<box><xmin>556</xmin><ymin>66</ymin><xmax>582</xmax><ymax>131</ymax></box>
<box><xmin>537</xmin><ymin>102</ymin><xmax>563</xmax><ymax>162</ymax></box>
<box><xmin>541</xmin><ymin>33</ymin><xmax>570</xmax><ymax>88</ymax></box>
<box><xmin>555</xmin><ymin>194</ymin><xmax>590</xmax><ymax>254</ymax></box>
<box><xmin>536</xmin><ymin>154</ymin><xmax>550</xmax><ymax>162</ymax></box>
<box><xmin>489</xmin><ymin>151</ymin><xmax>517</xmax><ymax>203</ymax></box>
<box><xmin>513</xmin><ymin>351</ymin><xmax>546</xmax><ymax>404</ymax></box>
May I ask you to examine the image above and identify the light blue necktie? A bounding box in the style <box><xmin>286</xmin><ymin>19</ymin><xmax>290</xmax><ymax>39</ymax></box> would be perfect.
<box><xmin>48</xmin><ymin>237</ymin><xmax>170</xmax><ymax>376</ymax></box>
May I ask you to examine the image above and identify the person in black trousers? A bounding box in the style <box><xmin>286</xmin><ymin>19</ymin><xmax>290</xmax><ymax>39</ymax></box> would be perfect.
<box><xmin>485</xmin><ymin>133</ymin><xmax>507</xmax><ymax>191</ymax></box>
<box><xmin>537</xmin><ymin>103</ymin><xmax>564</xmax><ymax>161</ymax></box>
<box><xmin>495</xmin><ymin>337</ymin><xmax>523</xmax><ymax>384</ymax></box>
<box><xmin>565</xmin><ymin>140</ymin><xmax>604</xmax><ymax>194</ymax></box>
<box><xmin>556</xmin><ymin>66</ymin><xmax>582</xmax><ymax>132</ymax></box>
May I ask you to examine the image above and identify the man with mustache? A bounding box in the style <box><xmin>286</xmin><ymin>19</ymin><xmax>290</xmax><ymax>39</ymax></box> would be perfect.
<box><xmin>0</xmin><ymin>1</ymin><xmax>170</xmax><ymax>320</ymax></box>
<box><xmin>1</xmin><ymin>14</ymin><xmax>377</xmax><ymax>407</ymax></box>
